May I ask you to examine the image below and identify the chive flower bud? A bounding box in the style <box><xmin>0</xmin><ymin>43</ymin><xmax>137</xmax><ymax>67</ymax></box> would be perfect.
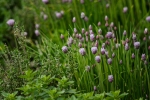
<box><xmin>146</xmin><ymin>16</ymin><xmax>150</xmax><ymax>22</ymax></box>
<box><xmin>112</xmin><ymin>52</ymin><xmax>115</xmax><ymax>58</ymax></box>
<box><xmin>90</xmin><ymin>34</ymin><xmax>95</xmax><ymax>41</ymax></box>
<box><xmin>91</xmin><ymin>47</ymin><xmax>98</xmax><ymax>54</ymax></box>
<box><xmin>42</xmin><ymin>0</ymin><xmax>49</xmax><ymax>4</ymax></box>
<box><xmin>79</xmin><ymin>48</ymin><xmax>86</xmax><ymax>56</ymax></box>
<box><xmin>141</xmin><ymin>54</ymin><xmax>146</xmax><ymax>61</ymax></box>
<box><xmin>132</xmin><ymin>53</ymin><xmax>135</xmax><ymax>59</ymax></box>
<box><xmin>6</xmin><ymin>19</ymin><xmax>15</xmax><ymax>26</ymax></box>
<box><xmin>101</xmin><ymin>47</ymin><xmax>105</xmax><ymax>55</ymax></box>
<box><xmin>106</xmin><ymin>32</ymin><xmax>113</xmax><ymax>39</ymax></box>
<box><xmin>98</xmin><ymin>22</ymin><xmax>101</xmax><ymax>26</ymax></box>
<box><xmin>35</xmin><ymin>30</ymin><xmax>40</xmax><ymax>36</ymax></box>
<box><xmin>94</xmin><ymin>86</ymin><xmax>97</xmax><ymax>91</ymax></box>
<box><xmin>134</xmin><ymin>42</ymin><xmax>140</xmax><ymax>49</ymax></box>
<box><xmin>95</xmin><ymin>56</ymin><xmax>101</xmax><ymax>63</ymax></box>
<box><xmin>62</xmin><ymin>46</ymin><xmax>68</xmax><ymax>53</ymax></box>
<box><xmin>72</xmin><ymin>17</ymin><xmax>76</xmax><ymax>23</ymax></box>
<box><xmin>105</xmin><ymin>15</ymin><xmax>108</xmax><ymax>21</ymax></box>
<box><xmin>144</xmin><ymin>28</ymin><xmax>148</xmax><ymax>34</ymax></box>
<box><xmin>123</xmin><ymin>30</ymin><xmax>127</xmax><ymax>36</ymax></box>
<box><xmin>123</xmin><ymin>7</ymin><xmax>128</xmax><ymax>13</ymax></box>
<box><xmin>125</xmin><ymin>43</ymin><xmax>129</xmax><ymax>51</ymax></box>
<box><xmin>81</xmin><ymin>12</ymin><xmax>85</xmax><ymax>19</ymax></box>
<box><xmin>107</xmin><ymin>58</ymin><xmax>112</xmax><ymax>65</ymax></box>
<box><xmin>108</xmin><ymin>75</ymin><xmax>113</xmax><ymax>83</ymax></box>
<box><xmin>85</xmin><ymin>65</ymin><xmax>90</xmax><ymax>71</ymax></box>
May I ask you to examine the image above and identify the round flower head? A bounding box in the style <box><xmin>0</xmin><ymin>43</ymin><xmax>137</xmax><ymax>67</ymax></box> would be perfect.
<box><xmin>125</xmin><ymin>43</ymin><xmax>129</xmax><ymax>51</ymax></box>
<box><xmin>91</xmin><ymin>47</ymin><xmax>98</xmax><ymax>54</ymax></box>
<box><xmin>94</xmin><ymin>86</ymin><xmax>97</xmax><ymax>91</ymax></box>
<box><xmin>55</xmin><ymin>12</ymin><xmax>62</xmax><ymax>18</ymax></box>
<box><xmin>95</xmin><ymin>56</ymin><xmax>101</xmax><ymax>63</ymax></box>
<box><xmin>101</xmin><ymin>47</ymin><xmax>105</xmax><ymax>55</ymax></box>
<box><xmin>98</xmin><ymin>22</ymin><xmax>101</xmax><ymax>26</ymax></box>
<box><xmin>134</xmin><ymin>42</ymin><xmax>140</xmax><ymax>49</ymax></box>
<box><xmin>80</xmin><ymin>0</ymin><xmax>84</xmax><ymax>4</ymax></box>
<box><xmin>72</xmin><ymin>17</ymin><xmax>76</xmax><ymax>23</ymax></box>
<box><xmin>144</xmin><ymin>28</ymin><xmax>148</xmax><ymax>34</ymax></box>
<box><xmin>35</xmin><ymin>30</ymin><xmax>40</xmax><ymax>36</ymax></box>
<box><xmin>43</xmin><ymin>14</ymin><xmax>48</xmax><ymax>20</ymax></box>
<box><xmin>110</xmin><ymin>22</ymin><xmax>114</xmax><ymax>27</ymax></box>
<box><xmin>79</xmin><ymin>48</ymin><xmax>86</xmax><ymax>56</ymax></box>
<box><xmin>85</xmin><ymin>65</ymin><xmax>90</xmax><ymax>71</ymax></box>
<box><xmin>84</xmin><ymin>16</ymin><xmax>88</xmax><ymax>21</ymax></box>
<box><xmin>42</xmin><ymin>0</ymin><xmax>49</xmax><ymax>4</ymax></box>
<box><xmin>105</xmin><ymin>32</ymin><xmax>113</xmax><ymax>39</ymax></box>
<box><xmin>81</xmin><ymin>12</ymin><xmax>85</xmax><ymax>19</ymax></box>
<box><xmin>119</xmin><ymin>60</ymin><xmax>123</xmax><ymax>64</ymax></box>
<box><xmin>112</xmin><ymin>52</ymin><xmax>115</xmax><ymax>58</ymax></box>
<box><xmin>35</xmin><ymin>24</ymin><xmax>40</xmax><ymax>29</ymax></box>
<box><xmin>6</xmin><ymin>19</ymin><xmax>15</xmax><ymax>26</ymax></box>
<box><xmin>90</xmin><ymin>34</ymin><xmax>95</xmax><ymax>41</ymax></box>
<box><xmin>123</xmin><ymin>30</ymin><xmax>127</xmax><ymax>36</ymax></box>
<box><xmin>123</xmin><ymin>7</ymin><xmax>128</xmax><ymax>13</ymax></box>
<box><xmin>108</xmin><ymin>75</ymin><xmax>113</xmax><ymax>83</ymax></box>
<box><xmin>132</xmin><ymin>33</ymin><xmax>136</xmax><ymax>40</ymax></box>
<box><xmin>132</xmin><ymin>53</ymin><xmax>135</xmax><ymax>59</ymax></box>
<box><xmin>67</xmin><ymin>37</ymin><xmax>73</xmax><ymax>46</ymax></box>
<box><xmin>62</xmin><ymin>46</ymin><xmax>68</xmax><ymax>53</ymax></box>
<box><xmin>146</xmin><ymin>16</ymin><xmax>150</xmax><ymax>22</ymax></box>
<box><xmin>105</xmin><ymin>15</ymin><xmax>108</xmax><ymax>21</ymax></box>
<box><xmin>60</xmin><ymin>34</ymin><xmax>64</xmax><ymax>39</ymax></box>
<box><xmin>89</xmin><ymin>25</ymin><xmax>92</xmax><ymax>30</ymax></box>
<box><xmin>107</xmin><ymin>58</ymin><xmax>112</xmax><ymax>65</ymax></box>
<box><xmin>82</xmin><ymin>28</ymin><xmax>85</xmax><ymax>33</ymax></box>
<box><xmin>141</xmin><ymin>54</ymin><xmax>146</xmax><ymax>61</ymax></box>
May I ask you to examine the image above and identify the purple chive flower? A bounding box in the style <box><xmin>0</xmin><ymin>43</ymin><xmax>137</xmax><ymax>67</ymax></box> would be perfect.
<box><xmin>80</xmin><ymin>0</ymin><xmax>84</xmax><ymax>4</ymax></box>
<box><xmin>24</xmin><ymin>32</ymin><xmax>28</xmax><ymax>36</ymax></box>
<box><xmin>105</xmin><ymin>15</ymin><xmax>108</xmax><ymax>21</ymax></box>
<box><xmin>94</xmin><ymin>86</ymin><xmax>97</xmax><ymax>91</ymax></box>
<box><xmin>55</xmin><ymin>12</ymin><xmax>62</xmax><ymax>18</ymax></box>
<box><xmin>110</xmin><ymin>22</ymin><xmax>114</xmax><ymax>27</ymax></box>
<box><xmin>112</xmin><ymin>52</ymin><xmax>115</xmax><ymax>58</ymax></box>
<box><xmin>86</xmin><ymin>65</ymin><xmax>90</xmax><ymax>71</ymax></box>
<box><xmin>95</xmin><ymin>56</ymin><xmax>101</xmax><ymax>63</ymax></box>
<box><xmin>89</xmin><ymin>25</ymin><xmax>92</xmax><ymax>30</ymax></box>
<box><xmin>144</xmin><ymin>28</ymin><xmax>148</xmax><ymax>34</ymax></box>
<box><xmin>132</xmin><ymin>53</ymin><xmax>135</xmax><ymax>59</ymax></box>
<box><xmin>78</xmin><ymin>42</ymin><xmax>82</xmax><ymax>48</ymax></box>
<box><xmin>123</xmin><ymin>30</ymin><xmax>127</xmax><ymax>36</ymax></box>
<box><xmin>107</xmin><ymin>58</ymin><xmax>112</xmax><ymax>65</ymax></box>
<box><xmin>125</xmin><ymin>43</ymin><xmax>129</xmax><ymax>51</ymax></box>
<box><xmin>106</xmin><ymin>3</ymin><xmax>110</xmax><ymax>8</ymax></box>
<box><xmin>134</xmin><ymin>42</ymin><xmax>140</xmax><ymax>49</ymax></box>
<box><xmin>72</xmin><ymin>17</ymin><xmax>76</xmax><ymax>23</ymax></box>
<box><xmin>132</xmin><ymin>33</ymin><xmax>136</xmax><ymax>40</ymax></box>
<box><xmin>62</xmin><ymin>46</ymin><xmax>68</xmax><ymax>53</ymax></box>
<box><xmin>43</xmin><ymin>14</ymin><xmax>48</xmax><ymax>20</ymax></box>
<box><xmin>6</xmin><ymin>19</ymin><xmax>15</xmax><ymax>26</ymax></box>
<box><xmin>119</xmin><ymin>60</ymin><xmax>123</xmax><ymax>64</ymax></box>
<box><xmin>35</xmin><ymin>30</ymin><xmax>40</xmax><ymax>36</ymax></box>
<box><xmin>60</xmin><ymin>34</ymin><xmax>64</xmax><ymax>39</ymax></box>
<box><xmin>108</xmin><ymin>75</ymin><xmax>113</xmax><ymax>83</ymax></box>
<box><xmin>106</xmin><ymin>32</ymin><xmax>113</xmax><ymax>39</ymax></box>
<box><xmin>42</xmin><ymin>0</ymin><xmax>49</xmax><ymax>4</ymax></box>
<box><xmin>98</xmin><ymin>22</ymin><xmax>101</xmax><ymax>26</ymax></box>
<box><xmin>79</xmin><ymin>48</ymin><xmax>86</xmax><ymax>56</ymax></box>
<box><xmin>90</xmin><ymin>34</ymin><xmax>95</xmax><ymax>41</ymax></box>
<box><xmin>98</xmin><ymin>29</ymin><xmax>102</xmax><ymax>34</ymax></box>
<box><xmin>74</xmin><ymin>28</ymin><xmax>77</xmax><ymax>33</ymax></box>
<box><xmin>141</xmin><ymin>54</ymin><xmax>146</xmax><ymax>61</ymax></box>
<box><xmin>123</xmin><ymin>7</ymin><xmax>128</xmax><ymax>13</ymax></box>
<box><xmin>91</xmin><ymin>47</ymin><xmax>98</xmax><ymax>54</ymax></box>
<box><xmin>116</xmin><ymin>43</ymin><xmax>120</xmax><ymax>49</ymax></box>
<box><xmin>35</xmin><ymin>24</ymin><xmax>40</xmax><ymax>29</ymax></box>
<box><xmin>146</xmin><ymin>16</ymin><xmax>150</xmax><ymax>22</ymax></box>
<box><xmin>84</xmin><ymin>16</ymin><xmax>88</xmax><ymax>21</ymax></box>
<box><xmin>67</xmin><ymin>37</ymin><xmax>73</xmax><ymax>46</ymax></box>
<box><xmin>101</xmin><ymin>47</ymin><xmax>105</xmax><ymax>55</ymax></box>
<box><xmin>82</xmin><ymin>28</ymin><xmax>85</xmax><ymax>33</ymax></box>
<box><xmin>81</xmin><ymin>12</ymin><xmax>85</xmax><ymax>19</ymax></box>
<box><xmin>89</xmin><ymin>30</ymin><xmax>94</xmax><ymax>34</ymax></box>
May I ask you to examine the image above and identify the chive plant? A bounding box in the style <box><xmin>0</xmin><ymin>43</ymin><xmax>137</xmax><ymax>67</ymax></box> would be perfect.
<box><xmin>61</xmin><ymin>15</ymin><xmax>150</xmax><ymax>99</ymax></box>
